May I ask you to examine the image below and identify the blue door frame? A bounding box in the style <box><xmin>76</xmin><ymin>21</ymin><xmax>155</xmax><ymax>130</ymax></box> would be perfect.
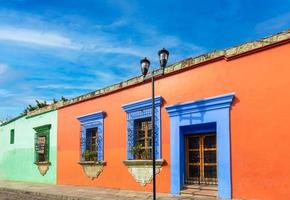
<box><xmin>166</xmin><ymin>93</ymin><xmax>235</xmax><ymax>199</ymax></box>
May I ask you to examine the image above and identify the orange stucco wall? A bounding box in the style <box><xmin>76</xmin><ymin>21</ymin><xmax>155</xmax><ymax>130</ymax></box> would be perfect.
<box><xmin>57</xmin><ymin>42</ymin><xmax>290</xmax><ymax>199</ymax></box>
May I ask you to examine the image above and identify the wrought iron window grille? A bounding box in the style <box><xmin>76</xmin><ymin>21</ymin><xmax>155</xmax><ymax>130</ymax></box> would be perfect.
<box><xmin>122</xmin><ymin>96</ymin><xmax>162</xmax><ymax>160</ymax></box>
<box><xmin>77</xmin><ymin>111</ymin><xmax>105</xmax><ymax>161</ymax></box>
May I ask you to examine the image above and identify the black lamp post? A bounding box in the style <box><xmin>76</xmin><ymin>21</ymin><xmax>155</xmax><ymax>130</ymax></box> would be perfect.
<box><xmin>140</xmin><ymin>48</ymin><xmax>169</xmax><ymax>200</ymax></box>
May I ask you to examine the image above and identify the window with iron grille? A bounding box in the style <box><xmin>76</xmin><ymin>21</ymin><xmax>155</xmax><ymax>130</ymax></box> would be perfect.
<box><xmin>83</xmin><ymin>128</ymin><xmax>98</xmax><ymax>161</ymax></box>
<box><xmin>33</xmin><ymin>124</ymin><xmax>51</xmax><ymax>163</ymax></box>
<box><xmin>122</xmin><ymin>96</ymin><xmax>162</xmax><ymax>160</ymax></box>
<box><xmin>77</xmin><ymin>111</ymin><xmax>104</xmax><ymax>162</ymax></box>
<box><xmin>134</xmin><ymin>118</ymin><xmax>152</xmax><ymax>159</ymax></box>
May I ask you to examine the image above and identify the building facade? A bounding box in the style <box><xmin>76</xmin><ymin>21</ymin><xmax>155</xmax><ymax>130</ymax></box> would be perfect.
<box><xmin>0</xmin><ymin>110</ymin><xmax>57</xmax><ymax>184</ymax></box>
<box><xmin>0</xmin><ymin>30</ymin><xmax>290</xmax><ymax>200</ymax></box>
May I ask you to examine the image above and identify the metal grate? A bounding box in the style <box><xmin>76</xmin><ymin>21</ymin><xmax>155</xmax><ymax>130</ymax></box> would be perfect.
<box><xmin>126</xmin><ymin>106</ymin><xmax>160</xmax><ymax>160</ymax></box>
<box><xmin>35</xmin><ymin>133</ymin><xmax>49</xmax><ymax>162</ymax></box>
<box><xmin>134</xmin><ymin>118</ymin><xmax>152</xmax><ymax>159</ymax></box>
<box><xmin>80</xmin><ymin>128</ymin><xmax>98</xmax><ymax>161</ymax></box>
<box><xmin>185</xmin><ymin>133</ymin><xmax>217</xmax><ymax>185</ymax></box>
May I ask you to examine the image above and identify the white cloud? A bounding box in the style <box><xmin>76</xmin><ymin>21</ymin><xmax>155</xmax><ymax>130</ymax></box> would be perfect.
<box><xmin>36</xmin><ymin>84</ymin><xmax>96</xmax><ymax>90</ymax></box>
<box><xmin>0</xmin><ymin>26</ymin><xmax>155</xmax><ymax>58</ymax></box>
<box><xmin>94</xmin><ymin>19</ymin><xmax>129</xmax><ymax>30</ymax></box>
<box><xmin>0</xmin><ymin>64</ymin><xmax>8</xmax><ymax>75</ymax></box>
<box><xmin>94</xmin><ymin>70</ymin><xmax>124</xmax><ymax>82</ymax></box>
<box><xmin>255</xmin><ymin>12</ymin><xmax>290</xmax><ymax>34</ymax></box>
<box><xmin>0</xmin><ymin>22</ymin><xmax>203</xmax><ymax>60</ymax></box>
<box><xmin>0</xmin><ymin>89</ymin><xmax>15</xmax><ymax>97</ymax></box>
<box><xmin>0</xmin><ymin>27</ymin><xmax>80</xmax><ymax>49</ymax></box>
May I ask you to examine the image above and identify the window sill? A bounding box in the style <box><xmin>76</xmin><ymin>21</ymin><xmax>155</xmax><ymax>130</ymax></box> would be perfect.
<box><xmin>34</xmin><ymin>161</ymin><xmax>51</xmax><ymax>165</ymax></box>
<box><xmin>78</xmin><ymin>160</ymin><xmax>106</xmax><ymax>165</ymax></box>
<box><xmin>78</xmin><ymin>160</ymin><xmax>106</xmax><ymax>180</ymax></box>
<box><xmin>123</xmin><ymin>159</ymin><xmax>165</xmax><ymax>186</ymax></box>
<box><xmin>123</xmin><ymin>159</ymin><xmax>164</xmax><ymax>166</ymax></box>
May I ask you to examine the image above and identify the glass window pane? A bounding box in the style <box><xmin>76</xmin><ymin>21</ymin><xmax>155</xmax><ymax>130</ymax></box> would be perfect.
<box><xmin>134</xmin><ymin>118</ymin><xmax>152</xmax><ymax>159</ymax></box>
<box><xmin>204</xmin><ymin>135</ymin><xmax>216</xmax><ymax>148</ymax></box>
<box><xmin>188</xmin><ymin>137</ymin><xmax>199</xmax><ymax>149</ymax></box>
<box><xmin>204</xmin><ymin>166</ymin><xmax>217</xmax><ymax>178</ymax></box>
<box><xmin>189</xmin><ymin>165</ymin><xmax>200</xmax><ymax>178</ymax></box>
<box><xmin>204</xmin><ymin>150</ymin><xmax>216</xmax><ymax>163</ymax></box>
<box><xmin>189</xmin><ymin>151</ymin><xmax>200</xmax><ymax>163</ymax></box>
<box><xmin>84</xmin><ymin>128</ymin><xmax>98</xmax><ymax>160</ymax></box>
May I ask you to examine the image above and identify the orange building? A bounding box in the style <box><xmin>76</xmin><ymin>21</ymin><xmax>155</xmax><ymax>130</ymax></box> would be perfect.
<box><xmin>53</xmin><ymin>30</ymin><xmax>290</xmax><ymax>200</ymax></box>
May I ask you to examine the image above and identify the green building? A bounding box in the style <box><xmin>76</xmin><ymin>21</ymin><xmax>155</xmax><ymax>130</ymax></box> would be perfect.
<box><xmin>0</xmin><ymin>110</ymin><xmax>57</xmax><ymax>184</ymax></box>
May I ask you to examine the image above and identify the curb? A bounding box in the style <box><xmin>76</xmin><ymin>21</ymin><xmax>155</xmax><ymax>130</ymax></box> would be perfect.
<box><xmin>0</xmin><ymin>187</ymin><xmax>89</xmax><ymax>200</ymax></box>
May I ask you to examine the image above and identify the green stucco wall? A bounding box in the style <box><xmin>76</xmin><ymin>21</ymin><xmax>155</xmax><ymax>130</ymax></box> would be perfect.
<box><xmin>0</xmin><ymin>111</ymin><xmax>57</xmax><ymax>184</ymax></box>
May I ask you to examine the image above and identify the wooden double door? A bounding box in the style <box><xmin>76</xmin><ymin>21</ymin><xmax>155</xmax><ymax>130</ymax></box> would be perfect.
<box><xmin>185</xmin><ymin>133</ymin><xmax>217</xmax><ymax>185</ymax></box>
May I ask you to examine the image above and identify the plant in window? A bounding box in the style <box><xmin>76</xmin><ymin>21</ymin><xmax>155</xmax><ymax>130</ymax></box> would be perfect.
<box><xmin>83</xmin><ymin>150</ymin><xmax>97</xmax><ymax>161</ymax></box>
<box><xmin>140</xmin><ymin>150</ymin><xmax>150</xmax><ymax>160</ymax></box>
<box><xmin>89</xmin><ymin>151</ymin><xmax>97</xmax><ymax>161</ymax></box>
<box><xmin>92</xmin><ymin>143</ymin><xmax>97</xmax><ymax>151</ymax></box>
<box><xmin>131</xmin><ymin>143</ymin><xmax>147</xmax><ymax>159</ymax></box>
<box><xmin>83</xmin><ymin>150</ymin><xmax>90</xmax><ymax>161</ymax></box>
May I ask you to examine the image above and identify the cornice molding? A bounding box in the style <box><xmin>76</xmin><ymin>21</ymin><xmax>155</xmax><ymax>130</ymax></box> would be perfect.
<box><xmin>77</xmin><ymin>111</ymin><xmax>105</xmax><ymax>123</ymax></box>
<box><xmin>166</xmin><ymin>93</ymin><xmax>235</xmax><ymax>117</ymax></box>
<box><xmin>33</xmin><ymin>124</ymin><xmax>52</xmax><ymax>132</ymax></box>
<box><xmin>122</xmin><ymin>96</ymin><xmax>162</xmax><ymax>113</ymax></box>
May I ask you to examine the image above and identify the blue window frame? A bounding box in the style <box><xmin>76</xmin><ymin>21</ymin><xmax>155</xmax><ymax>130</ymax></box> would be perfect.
<box><xmin>77</xmin><ymin>111</ymin><xmax>105</xmax><ymax>161</ymax></box>
<box><xmin>122</xmin><ymin>96</ymin><xmax>162</xmax><ymax>160</ymax></box>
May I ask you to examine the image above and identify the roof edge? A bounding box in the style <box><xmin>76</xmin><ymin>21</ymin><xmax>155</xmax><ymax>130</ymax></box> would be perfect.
<box><xmin>0</xmin><ymin>114</ymin><xmax>26</xmax><ymax>127</ymax></box>
<box><xmin>26</xmin><ymin>29</ymin><xmax>290</xmax><ymax>115</ymax></box>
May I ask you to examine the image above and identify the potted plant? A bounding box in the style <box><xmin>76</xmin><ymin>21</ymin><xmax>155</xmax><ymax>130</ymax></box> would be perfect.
<box><xmin>83</xmin><ymin>150</ymin><xmax>91</xmax><ymax>161</ymax></box>
<box><xmin>131</xmin><ymin>143</ymin><xmax>146</xmax><ymax>159</ymax></box>
<box><xmin>141</xmin><ymin>150</ymin><xmax>150</xmax><ymax>160</ymax></box>
<box><xmin>91</xmin><ymin>144</ymin><xmax>97</xmax><ymax>151</ymax></box>
<box><xmin>89</xmin><ymin>151</ymin><xmax>97</xmax><ymax>161</ymax></box>
<box><xmin>83</xmin><ymin>150</ymin><xmax>97</xmax><ymax>161</ymax></box>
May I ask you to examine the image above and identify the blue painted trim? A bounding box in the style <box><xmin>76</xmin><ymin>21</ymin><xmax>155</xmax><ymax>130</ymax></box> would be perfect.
<box><xmin>165</xmin><ymin>93</ymin><xmax>234</xmax><ymax>199</ymax></box>
<box><xmin>166</xmin><ymin>93</ymin><xmax>234</xmax><ymax>117</ymax></box>
<box><xmin>77</xmin><ymin>111</ymin><xmax>105</xmax><ymax>161</ymax></box>
<box><xmin>122</xmin><ymin>96</ymin><xmax>162</xmax><ymax>112</ymax></box>
<box><xmin>122</xmin><ymin>96</ymin><xmax>162</xmax><ymax>159</ymax></box>
<box><xmin>77</xmin><ymin>111</ymin><xmax>105</xmax><ymax>123</ymax></box>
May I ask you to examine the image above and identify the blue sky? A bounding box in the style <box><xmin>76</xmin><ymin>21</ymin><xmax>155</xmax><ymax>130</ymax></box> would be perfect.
<box><xmin>0</xmin><ymin>0</ymin><xmax>290</xmax><ymax>119</ymax></box>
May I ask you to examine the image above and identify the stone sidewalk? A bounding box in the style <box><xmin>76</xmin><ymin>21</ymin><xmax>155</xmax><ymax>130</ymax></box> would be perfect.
<box><xmin>0</xmin><ymin>180</ymin><xmax>216</xmax><ymax>200</ymax></box>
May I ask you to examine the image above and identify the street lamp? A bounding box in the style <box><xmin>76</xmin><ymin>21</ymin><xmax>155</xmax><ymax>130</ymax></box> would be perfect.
<box><xmin>140</xmin><ymin>48</ymin><xmax>169</xmax><ymax>200</ymax></box>
<box><xmin>158</xmin><ymin>48</ymin><xmax>169</xmax><ymax>69</ymax></box>
<box><xmin>140</xmin><ymin>57</ymin><xmax>150</xmax><ymax>77</ymax></box>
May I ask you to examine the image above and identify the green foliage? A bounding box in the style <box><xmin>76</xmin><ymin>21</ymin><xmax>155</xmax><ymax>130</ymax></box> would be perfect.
<box><xmin>130</xmin><ymin>143</ymin><xmax>150</xmax><ymax>159</ymax></box>
<box><xmin>61</xmin><ymin>96</ymin><xmax>68</xmax><ymax>102</ymax></box>
<box><xmin>36</xmin><ymin>100</ymin><xmax>48</xmax><ymax>109</ymax></box>
<box><xmin>22</xmin><ymin>100</ymin><xmax>48</xmax><ymax>114</ymax></box>
<box><xmin>83</xmin><ymin>150</ymin><xmax>97</xmax><ymax>161</ymax></box>
<box><xmin>130</xmin><ymin>143</ymin><xmax>142</xmax><ymax>159</ymax></box>
<box><xmin>22</xmin><ymin>96</ymin><xmax>68</xmax><ymax>114</ymax></box>
<box><xmin>141</xmin><ymin>150</ymin><xmax>150</xmax><ymax>159</ymax></box>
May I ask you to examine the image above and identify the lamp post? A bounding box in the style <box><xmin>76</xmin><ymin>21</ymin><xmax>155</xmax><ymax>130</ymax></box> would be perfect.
<box><xmin>140</xmin><ymin>48</ymin><xmax>169</xmax><ymax>200</ymax></box>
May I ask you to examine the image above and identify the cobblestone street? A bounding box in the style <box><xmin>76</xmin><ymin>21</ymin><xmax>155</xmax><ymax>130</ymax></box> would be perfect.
<box><xmin>0</xmin><ymin>181</ymin><xmax>216</xmax><ymax>200</ymax></box>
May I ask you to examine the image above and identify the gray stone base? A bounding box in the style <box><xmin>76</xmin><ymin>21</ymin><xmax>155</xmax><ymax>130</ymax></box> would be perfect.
<box><xmin>78</xmin><ymin>161</ymin><xmax>106</xmax><ymax>180</ymax></box>
<box><xmin>123</xmin><ymin>159</ymin><xmax>165</xmax><ymax>186</ymax></box>
<box><xmin>34</xmin><ymin>161</ymin><xmax>50</xmax><ymax>176</ymax></box>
